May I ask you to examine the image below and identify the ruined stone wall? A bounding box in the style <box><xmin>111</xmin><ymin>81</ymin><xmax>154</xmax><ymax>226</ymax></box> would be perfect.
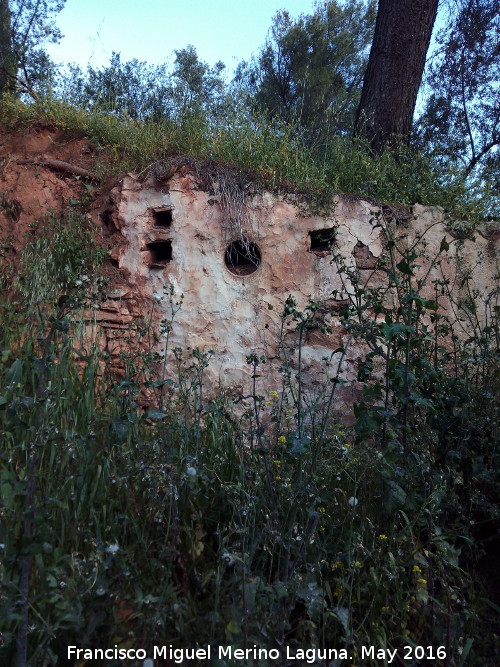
<box><xmin>2</xmin><ymin>126</ymin><xmax>497</xmax><ymax>415</ymax></box>
<box><xmin>98</xmin><ymin>170</ymin><xmax>499</xmax><ymax>414</ymax></box>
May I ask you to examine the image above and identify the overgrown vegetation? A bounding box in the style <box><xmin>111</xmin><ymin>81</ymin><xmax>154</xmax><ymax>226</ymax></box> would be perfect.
<box><xmin>0</xmin><ymin>91</ymin><xmax>491</xmax><ymax>222</ymax></box>
<box><xmin>0</xmin><ymin>211</ymin><xmax>498</xmax><ymax>665</ymax></box>
<box><xmin>0</xmin><ymin>1</ymin><xmax>498</xmax><ymax>664</ymax></box>
<box><xmin>1</xmin><ymin>0</ymin><xmax>498</xmax><ymax>218</ymax></box>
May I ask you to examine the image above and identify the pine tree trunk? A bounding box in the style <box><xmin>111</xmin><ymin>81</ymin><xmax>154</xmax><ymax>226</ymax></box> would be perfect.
<box><xmin>0</xmin><ymin>0</ymin><xmax>17</xmax><ymax>94</ymax></box>
<box><xmin>354</xmin><ymin>0</ymin><xmax>439</xmax><ymax>153</ymax></box>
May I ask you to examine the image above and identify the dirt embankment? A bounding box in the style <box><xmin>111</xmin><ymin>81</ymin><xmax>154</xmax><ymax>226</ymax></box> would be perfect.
<box><xmin>0</xmin><ymin>121</ymin><xmax>134</xmax><ymax>289</ymax></box>
<box><xmin>0</xmin><ymin>124</ymin><xmax>150</xmax><ymax>387</ymax></box>
<box><xmin>0</xmin><ymin>123</ymin><xmax>100</xmax><ymax>238</ymax></box>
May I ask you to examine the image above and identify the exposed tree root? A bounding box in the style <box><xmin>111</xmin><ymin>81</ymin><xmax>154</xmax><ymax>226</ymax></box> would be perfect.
<box><xmin>17</xmin><ymin>156</ymin><xmax>99</xmax><ymax>182</ymax></box>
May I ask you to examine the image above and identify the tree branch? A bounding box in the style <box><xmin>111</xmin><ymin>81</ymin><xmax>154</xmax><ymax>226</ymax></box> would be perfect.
<box><xmin>464</xmin><ymin>137</ymin><xmax>499</xmax><ymax>177</ymax></box>
<box><xmin>17</xmin><ymin>156</ymin><xmax>100</xmax><ymax>181</ymax></box>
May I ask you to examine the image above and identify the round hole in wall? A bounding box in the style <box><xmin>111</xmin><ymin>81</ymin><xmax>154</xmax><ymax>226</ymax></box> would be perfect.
<box><xmin>224</xmin><ymin>238</ymin><xmax>261</xmax><ymax>276</ymax></box>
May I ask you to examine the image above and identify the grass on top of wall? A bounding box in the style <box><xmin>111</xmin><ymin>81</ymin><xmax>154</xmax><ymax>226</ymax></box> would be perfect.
<box><xmin>0</xmin><ymin>93</ymin><xmax>490</xmax><ymax>222</ymax></box>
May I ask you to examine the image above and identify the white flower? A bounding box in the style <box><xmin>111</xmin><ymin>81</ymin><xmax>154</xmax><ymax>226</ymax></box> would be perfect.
<box><xmin>186</xmin><ymin>466</ymin><xmax>197</xmax><ymax>476</ymax></box>
<box><xmin>105</xmin><ymin>543</ymin><xmax>120</xmax><ymax>554</ymax></box>
<box><xmin>153</xmin><ymin>291</ymin><xmax>162</xmax><ymax>301</ymax></box>
<box><xmin>348</xmin><ymin>497</ymin><xmax>358</xmax><ymax>507</ymax></box>
<box><xmin>221</xmin><ymin>551</ymin><xmax>235</xmax><ymax>566</ymax></box>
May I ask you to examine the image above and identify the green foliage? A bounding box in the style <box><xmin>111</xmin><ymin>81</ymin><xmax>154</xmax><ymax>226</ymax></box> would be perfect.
<box><xmin>2</xmin><ymin>0</ymin><xmax>498</xmax><ymax>219</ymax></box>
<box><xmin>57</xmin><ymin>54</ymin><xmax>173</xmax><ymax>121</ymax></box>
<box><xmin>331</xmin><ymin>213</ymin><xmax>499</xmax><ymax>655</ymax></box>
<box><xmin>0</xmin><ymin>4</ymin><xmax>498</xmax><ymax>660</ymax></box>
<box><xmin>416</xmin><ymin>0</ymin><xmax>499</xmax><ymax>200</ymax></box>
<box><xmin>1</xmin><ymin>1</ymin><xmax>65</xmax><ymax>97</ymax></box>
<box><xmin>56</xmin><ymin>46</ymin><xmax>228</xmax><ymax>123</ymax></box>
<box><xmin>0</xmin><ymin>218</ymin><xmax>498</xmax><ymax>664</ymax></box>
<box><xmin>10</xmin><ymin>209</ymin><xmax>107</xmax><ymax>305</ymax></box>
<box><xmin>0</xmin><ymin>92</ymin><xmax>491</xmax><ymax>220</ymax></box>
<box><xmin>1</xmin><ymin>0</ymin><xmax>497</xmax><ymax>220</ymax></box>
<box><xmin>235</xmin><ymin>0</ymin><xmax>376</xmax><ymax>146</ymax></box>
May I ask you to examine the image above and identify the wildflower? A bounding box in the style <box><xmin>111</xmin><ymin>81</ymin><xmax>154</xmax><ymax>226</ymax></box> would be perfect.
<box><xmin>348</xmin><ymin>497</ymin><xmax>358</xmax><ymax>507</ymax></box>
<box><xmin>277</xmin><ymin>435</ymin><xmax>287</xmax><ymax>444</ymax></box>
<box><xmin>353</xmin><ymin>561</ymin><xmax>361</xmax><ymax>568</ymax></box>
<box><xmin>381</xmin><ymin>606</ymin><xmax>389</xmax><ymax>612</ymax></box>
<box><xmin>318</xmin><ymin>506</ymin><xmax>326</xmax><ymax>513</ymax></box>
<box><xmin>378</xmin><ymin>534</ymin><xmax>388</xmax><ymax>540</ymax></box>
<box><xmin>417</xmin><ymin>578</ymin><xmax>427</xmax><ymax>586</ymax></box>
<box><xmin>105</xmin><ymin>543</ymin><xmax>120</xmax><ymax>554</ymax></box>
<box><xmin>221</xmin><ymin>552</ymin><xmax>235</xmax><ymax>566</ymax></box>
<box><xmin>412</xmin><ymin>565</ymin><xmax>422</xmax><ymax>574</ymax></box>
<box><xmin>332</xmin><ymin>560</ymin><xmax>343</xmax><ymax>570</ymax></box>
<box><xmin>269</xmin><ymin>391</ymin><xmax>278</xmax><ymax>398</ymax></box>
<box><xmin>186</xmin><ymin>466</ymin><xmax>197</xmax><ymax>476</ymax></box>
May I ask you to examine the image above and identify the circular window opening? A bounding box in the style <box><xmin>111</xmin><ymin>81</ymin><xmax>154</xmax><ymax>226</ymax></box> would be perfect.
<box><xmin>224</xmin><ymin>238</ymin><xmax>262</xmax><ymax>276</ymax></box>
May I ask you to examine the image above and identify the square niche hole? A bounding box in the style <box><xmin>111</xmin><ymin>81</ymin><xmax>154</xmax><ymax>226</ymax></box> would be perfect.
<box><xmin>309</xmin><ymin>228</ymin><xmax>335</xmax><ymax>253</ymax></box>
<box><xmin>152</xmin><ymin>207</ymin><xmax>173</xmax><ymax>228</ymax></box>
<box><xmin>146</xmin><ymin>240</ymin><xmax>172</xmax><ymax>267</ymax></box>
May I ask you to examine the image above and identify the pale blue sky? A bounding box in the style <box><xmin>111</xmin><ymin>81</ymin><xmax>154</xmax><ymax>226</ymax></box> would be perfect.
<box><xmin>46</xmin><ymin>0</ymin><xmax>318</xmax><ymax>76</ymax></box>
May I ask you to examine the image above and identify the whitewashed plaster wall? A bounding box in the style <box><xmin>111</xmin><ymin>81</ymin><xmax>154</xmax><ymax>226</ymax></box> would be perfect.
<box><xmin>103</xmin><ymin>170</ymin><xmax>499</xmax><ymax>413</ymax></box>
